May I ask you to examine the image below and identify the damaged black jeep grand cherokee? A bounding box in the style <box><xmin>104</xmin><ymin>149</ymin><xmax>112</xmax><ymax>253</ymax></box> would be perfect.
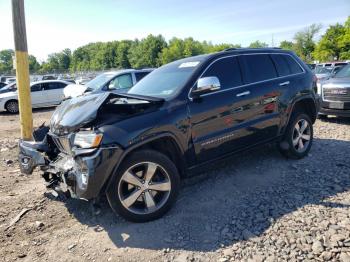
<box><xmin>19</xmin><ymin>48</ymin><xmax>318</xmax><ymax>222</ymax></box>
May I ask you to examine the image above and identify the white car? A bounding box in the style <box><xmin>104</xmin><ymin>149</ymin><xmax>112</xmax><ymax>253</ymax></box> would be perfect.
<box><xmin>0</xmin><ymin>80</ymin><xmax>71</xmax><ymax>113</ymax></box>
<box><xmin>64</xmin><ymin>69</ymin><xmax>153</xmax><ymax>98</ymax></box>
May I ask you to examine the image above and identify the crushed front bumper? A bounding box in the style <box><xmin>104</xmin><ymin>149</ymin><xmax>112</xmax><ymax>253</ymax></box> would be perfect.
<box><xmin>19</xmin><ymin>140</ymin><xmax>123</xmax><ymax>200</ymax></box>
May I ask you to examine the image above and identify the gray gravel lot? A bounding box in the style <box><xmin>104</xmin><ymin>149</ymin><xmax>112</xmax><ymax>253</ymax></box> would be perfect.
<box><xmin>0</xmin><ymin>110</ymin><xmax>349</xmax><ymax>262</ymax></box>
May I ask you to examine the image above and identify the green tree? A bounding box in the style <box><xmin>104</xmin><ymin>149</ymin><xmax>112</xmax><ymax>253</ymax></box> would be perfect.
<box><xmin>293</xmin><ymin>24</ymin><xmax>321</xmax><ymax>62</ymax></box>
<box><xmin>279</xmin><ymin>40</ymin><xmax>294</xmax><ymax>50</ymax></box>
<box><xmin>0</xmin><ymin>49</ymin><xmax>15</xmax><ymax>74</ymax></box>
<box><xmin>28</xmin><ymin>55</ymin><xmax>40</xmax><ymax>72</ymax></box>
<box><xmin>159</xmin><ymin>37</ymin><xmax>206</xmax><ymax>64</ymax></box>
<box><xmin>338</xmin><ymin>16</ymin><xmax>350</xmax><ymax>60</ymax></box>
<box><xmin>313</xmin><ymin>23</ymin><xmax>345</xmax><ymax>61</ymax></box>
<box><xmin>128</xmin><ymin>34</ymin><xmax>167</xmax><ymax>68</ymax></box>
<box><xmin>249</xmin><ymin>40</ymin><xmax>268</xmax><ymax>48</ymax></box>
<box><xmin>115</xmin><ymin>40</ymin><xmax>132</xmax><ymax>68</ymax></box>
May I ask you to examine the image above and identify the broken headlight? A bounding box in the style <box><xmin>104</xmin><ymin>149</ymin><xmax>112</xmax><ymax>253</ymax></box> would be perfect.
<box><xmin>74</xmin><ymin>131</ymin><xmax>103</xmax><ymax>149</ymax></box>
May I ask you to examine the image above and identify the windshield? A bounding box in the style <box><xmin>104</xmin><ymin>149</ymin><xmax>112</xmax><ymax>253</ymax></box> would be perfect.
<box><xmin>334</xmin><ymin>64</ymin><xmax>350</xmax><ymax>78</ymax></box>
<box><xmin>128</xmin><ymin>60</ymin><xmax>202</xmax><ymax>98</ymax></box>
<box><xmin>315</xmin><ymin>67</ymin><xmax>331</xmax><ymax>74</ymax></box>
<box><xmin>0</xmin><ymin>83</ymin><xmax>17</xmax><ymax>93</ymax></box>
<box><xmin>85</xmin><ymin>73</ymin><xmax>115</xmax><ymax>91</ymax></box>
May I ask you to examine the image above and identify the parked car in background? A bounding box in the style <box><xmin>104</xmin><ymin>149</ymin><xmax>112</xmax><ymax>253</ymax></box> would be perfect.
<box><xmin>317</xmin><ymin>61</ymin><xmax>348</xmax><ymax>68</ymax></box>
<box><xmin>64</xmin><ymin>69</ymin><xmax>153</xmax><ymax>98</ymax></box>
<box><xmin>0</xmin><ymin>82</ymin><xmax>17</xmax><ymax>94</ymax></box>
<box><xmin>307</xmin><ymin>63</ymin><xmax>316</xmax><ymax>70</ymax></box>
<box><xmin>75</xmin><ymin>76</ymin><xmax>94</xmax><ymax>85</ymax></box>
<box><xmin>0</xmin><ymin>82</ymin><xmax>7</xmax><ymax>89</ymax></box>
<box><xmin>315</xmin><ymin>65</ymin><xmax>346</xmax><ymax>82</ymax></box>
<box><xmin>5</xmin><ymin>77</ymin><xmax>16</xmax><ymax>84</ymax></box>
<box><xmin>42</xmin><ymin>75</ymin><xmax>57</xmax><ymax>80</ymax></box>
<box><xmin>0</xmin><ymin>76</ymin><xmax>15</xmax><ymax>83</ymax></box>
<box><xmin>0</xmin><ymin>80</ymin><xmax>71</xmax><ymax>113</ymax></box>
<box><xmin>19</xmin><ymin>48</ymin><xmax>318</xmax><ymax>222</ymax></box>
<box><xmin>318</xmin><ymin>64</ymin><xmax>350</xmax><ymax>117</ymax></box>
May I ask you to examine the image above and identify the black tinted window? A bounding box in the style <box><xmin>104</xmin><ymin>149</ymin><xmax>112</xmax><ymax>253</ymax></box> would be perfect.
<box><xmin>284</xmin><ymin>56</ymin><xmax>303</xmax><ymax>74</ymax></box>
<box><xmin>202</xmin><ymin>57</ymin><xmax>242</xmax><ymax>90</ymax></box>
<box><xmin>31</xmin><ymin>84</ymin><xmax>41</xmax><ymax>92</ymax></box>
<box><xmin>271</xmin><ymin>55</ymin><xmax>291</xmax><ymax>77</ymax></box>
<box><xmin>240</xmin><ymin>54</ymin><xmax>277</xmax><ymax>83</ymax></box>
<box><xmin>43</xmin><ymin>82</ymin><xmax>67</xmax><ymax>90</ymax></box>
<box><xmin>135</xmin><ymin>72</ymin><xmax>150</xmax><ymax>82</ymax></box>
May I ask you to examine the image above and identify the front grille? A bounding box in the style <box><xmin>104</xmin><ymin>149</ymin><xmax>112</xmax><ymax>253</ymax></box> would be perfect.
<box><xmin>323</xmin><ymin>88</ymin><xmax>350</xmax><ymax>102</ymax></box>
<box><xmin>50</xmin><ymin>134</ymin><xmax>72</xmax><ymax>154</ymax></box>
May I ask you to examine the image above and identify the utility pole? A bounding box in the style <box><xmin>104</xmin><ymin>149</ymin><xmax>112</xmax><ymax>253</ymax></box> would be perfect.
<box><xmin>11</xmin><ymin>0</ymin><xmax>33</xmax><ymax>140</ymax></box>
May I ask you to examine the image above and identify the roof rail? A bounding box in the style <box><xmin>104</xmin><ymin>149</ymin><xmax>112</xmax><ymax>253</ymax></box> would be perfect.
<box><xmin>224</xmin><ymin>48</ymin><xmax>238</xmax><ymax>52</ymax></box>
<box><xmin>224</xmin><ymin>47</ymin><xmax>282</xmax><ymax>52</ymax></box>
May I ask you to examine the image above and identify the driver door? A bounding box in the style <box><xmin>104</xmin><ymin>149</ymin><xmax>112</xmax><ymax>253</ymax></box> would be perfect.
<box><xmin>188</xmin><ymin>56</ymin><xmax>253</xmax><ymax>163</ymax></box>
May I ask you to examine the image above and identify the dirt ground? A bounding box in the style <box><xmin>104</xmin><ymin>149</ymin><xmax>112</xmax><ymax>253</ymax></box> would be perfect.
<box><xmin>0</xmin><ymin>109</ymin><xmax>349</xmax><ymax>262</ymax></box>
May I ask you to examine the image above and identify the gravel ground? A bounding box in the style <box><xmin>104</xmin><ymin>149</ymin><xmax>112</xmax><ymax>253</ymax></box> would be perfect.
<box><xmin>0</xmin><ymin>109</ymin><xmax>349</xmax><ymax>262</ymax></box>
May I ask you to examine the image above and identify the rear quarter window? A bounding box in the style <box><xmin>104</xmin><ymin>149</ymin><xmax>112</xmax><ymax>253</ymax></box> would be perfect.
<box><xmin>239</xmin><ymin>54</ymin><xmax>277</xmax><ymax>83</ymax></box>
<box><xmin>270</xmin><ymin>54</ymin><xmax>291</xmax><ymax>77</ymax></box>
<box><xmin>135</xmin><ymin>72</ymin><xmax>150</xmax><ymax>82</ymax></box>
<box><xmin>284</xmin><ymin>55</ymin><xmax>304</xmax><ymax>74</ymax></box>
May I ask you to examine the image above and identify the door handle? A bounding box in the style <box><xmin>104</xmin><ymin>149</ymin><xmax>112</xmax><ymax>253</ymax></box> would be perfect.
<box><xmin>236</xmin><ymin>91</ymin><xmax>250</xmax><ymax>97</ymax></box>
<box><xmin>279</xmin><ymin>81</ymin><xmax>290</xmax><ymax>86</ymax></box>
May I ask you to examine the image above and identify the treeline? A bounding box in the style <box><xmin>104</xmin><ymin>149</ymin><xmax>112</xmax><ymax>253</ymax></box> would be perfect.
<box><xmin>0</xmin><ymin>17</ymin><xmax>349</xmax><ymax>74</ymax></box>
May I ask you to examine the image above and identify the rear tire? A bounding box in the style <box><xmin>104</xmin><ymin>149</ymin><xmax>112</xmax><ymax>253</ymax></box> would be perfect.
<box><xmin>279</xmin><ymin>112</ymin><xmax>313</xmax><ymax>159</ymax></box>
<box><xmin>5</xmin><ymin>100</ymin><xmax>19</xmax><ymax>114</ymax></box>
<box><xmin>106</xmin><ymin>150</ymin><xmax>180</xmax><ymax>223</ymax></box>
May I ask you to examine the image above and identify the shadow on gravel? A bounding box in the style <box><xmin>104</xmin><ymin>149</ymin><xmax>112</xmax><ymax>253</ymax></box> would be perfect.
<box><xmin>56</xmin><ymin>138</ymin><xmax>350</xmax><ymax>252</ymax></box>
<box><xmin>318</xmin><ymin>116</ymin><xmax>350</xmax><ymax>125</ymax></box>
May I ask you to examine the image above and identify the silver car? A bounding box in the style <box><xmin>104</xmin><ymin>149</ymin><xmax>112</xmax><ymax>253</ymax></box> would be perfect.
<box><xmin>318</xmin><ymin>64</ymin><xmax>350</xmax><ymax>117</ymax></box>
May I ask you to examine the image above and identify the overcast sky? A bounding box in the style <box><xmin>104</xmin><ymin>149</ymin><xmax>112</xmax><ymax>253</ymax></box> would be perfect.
<box><xmin>0</xmin><ymin>0</ymin><xmax>349</xmax><ymax>61</ymax></box>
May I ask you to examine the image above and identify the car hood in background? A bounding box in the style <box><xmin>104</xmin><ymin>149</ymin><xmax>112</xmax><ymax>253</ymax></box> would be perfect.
<box><xmin>322</xmin><ymin>77</ymin><xmax>350</xmax><ymax>88</ymax></box>
<box><xmin>63</xmin><ymin>84</ymin><xmax>87</xmax><ymax>98</ymax></box>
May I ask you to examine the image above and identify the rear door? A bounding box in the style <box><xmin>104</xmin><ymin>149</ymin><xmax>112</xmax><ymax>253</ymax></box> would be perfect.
<box><xmin>236</xmin><ymin>53</ymin><xmax>283</xmax><ymax>144</ymax></box>
<box><xmin>44</xmin><ymin>82</ymin><xmax>67</xmax><ymax>105</ymax></box>
<box><xmin>188</xmin><ymin>56</ymin><xmax>256</xmax><ymax>163</ymax></box>
<box><xmin>30</xmin><ymin>83</ymin><xmax>46</xmax><ymax>107</ymax></box>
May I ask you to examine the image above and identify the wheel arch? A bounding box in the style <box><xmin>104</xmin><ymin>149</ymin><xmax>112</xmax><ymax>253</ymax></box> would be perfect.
<box><xmin>104</xmin><ymin>133</ymin><xmax>186</xmax><ymax>194</ymax></box>
<box><xmin>284</xmin><ymin>95</ymin><xmax>318</xmax><ymax>129</ymax></box>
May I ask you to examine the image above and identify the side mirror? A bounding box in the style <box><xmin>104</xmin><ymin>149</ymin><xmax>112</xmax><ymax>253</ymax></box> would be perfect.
<box><xmin>191</xmin><ymin>76</ymin><xmax>221</xmax><ymax>97</ymax></box>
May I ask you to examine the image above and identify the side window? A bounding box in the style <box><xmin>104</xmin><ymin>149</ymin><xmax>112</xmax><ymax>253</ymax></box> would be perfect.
<box><xmin>46</xmin><ymin>82</ymin><xmax>67</xmax><ymax>90</ymax></box>
<box><xmin>284</xmin><ymin>56</ymin><xmax>303</xmax><ymax>74</ymax></box>
<box><xmin>271</xmin><ymin>54</ymin><xmax>291</xmax><ymax>77</ymax></box>
<box><xmin>202</xmin><ymin>57</ymin><xmax>242</xmax><ymax>90</ymax></box>
<box><xmin>31</xmin><ymin>84</ymin><xmax>42</xmax><ymax>92</ymax></box>
<box><xmin>239</xmin><ymin>54</ymin><xmax>277</xmax><ymax>83</ymax></box>
<box><xmin>135</xmin><ymin>72</ymin><xmax>150</xmax><ymax>82</ymax></box>
<box><xmin>109</xmin><ymin>74</ymin><xmax>133</xmax><ymax>90</ymax></box>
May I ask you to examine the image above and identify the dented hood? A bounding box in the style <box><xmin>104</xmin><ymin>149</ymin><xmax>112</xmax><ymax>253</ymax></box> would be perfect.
<box><xmin>50</xmin><ymin>92</ymin><xmax>164</xmax><ymax>135</ymax></box>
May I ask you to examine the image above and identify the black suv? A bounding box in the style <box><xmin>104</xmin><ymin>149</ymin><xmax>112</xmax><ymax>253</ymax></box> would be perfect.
<box><xmin>19</xmin><ymin>48</ymin><xmax>318</xmax><ymax>222</ymax></box>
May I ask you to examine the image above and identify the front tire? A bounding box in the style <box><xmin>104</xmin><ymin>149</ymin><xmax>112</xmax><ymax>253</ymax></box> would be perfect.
<box><xmin>5</xmin><ymin>100</ymin><xmax>19</xmax><ymax>114</ymax></box>
<box><xmin>279</xmin><ymin>113</ymin><xmax>313</xmax><ymax>159</ymax></box>
<box><xmin>106</xmin><ymin>150</ymin><xmax>180</xmax><ymax>222</ymax></box>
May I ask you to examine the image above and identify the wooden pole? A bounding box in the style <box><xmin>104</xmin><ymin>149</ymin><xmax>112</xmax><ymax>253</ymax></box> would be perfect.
<box><xmin>11</xmin><ymin>0</ymin><xmax>33</xmax><ymax>140</ymax></box>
